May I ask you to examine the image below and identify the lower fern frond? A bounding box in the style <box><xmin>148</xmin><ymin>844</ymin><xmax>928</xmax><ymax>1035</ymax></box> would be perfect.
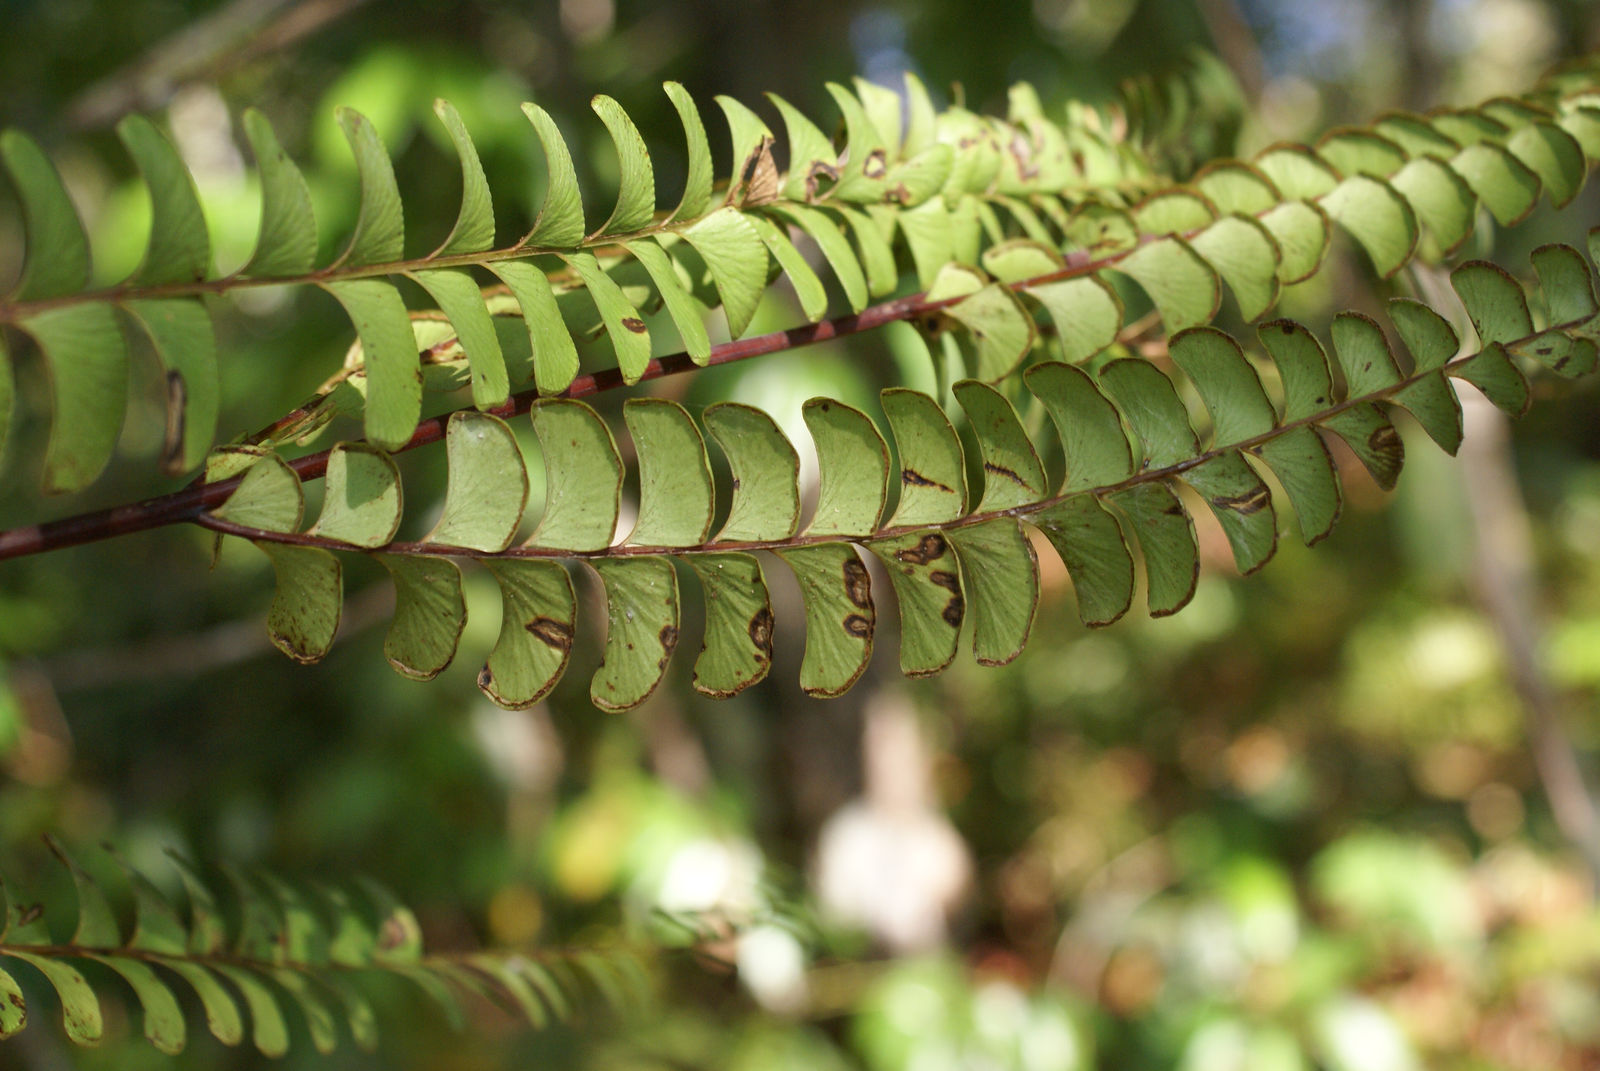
<box><xmin>0</xmin><ymin>841</ymin><xmax>651</xmax><ymax>1055</ymax></box>
<box><xmin>197</xmin><ymin>237</ymin><xmax>1600</xmax><ymax>708</ymax></box>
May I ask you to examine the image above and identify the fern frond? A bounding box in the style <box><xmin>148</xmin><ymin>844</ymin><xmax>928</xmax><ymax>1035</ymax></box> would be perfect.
<box><xmin>0</xmin><ymin>841</ymin><xmax>650</xmax><ymax>1055</ymax></box>
<box><xmin>6</xmin><ymin>63</ymin><xmax>1598</xmax><ymax>490</ymax></box>
<box><xmin>191</xmin><ymin>236</ymin><xmax>1600</xmax><ymax>707</ymax></box>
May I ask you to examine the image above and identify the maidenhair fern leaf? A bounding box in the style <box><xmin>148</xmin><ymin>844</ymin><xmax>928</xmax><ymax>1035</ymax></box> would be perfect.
<box><xmin>183</xmin><ymin>240</ymin><xmax>1600</xmax><ymax>706</ymax></box>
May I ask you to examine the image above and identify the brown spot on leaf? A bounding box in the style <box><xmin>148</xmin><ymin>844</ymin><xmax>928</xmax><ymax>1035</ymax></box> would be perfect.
<box><xmin>1010</xmin><ymin>131</ymin><xmax>1039</xmax><ymax>180</ymax></box>
<box><xmin>161</xmin><ymin>371</ymin><xmax>187</xmax><ymax>473</ymax></box>
<box><xmin>843</xmin><ymin>558</ymin><xmax>872</xmax><ymax>608</ymax></box>
<box><xmin>861</xmin><ymin>149</ymin><xmax>888</xmax><ymax>179</ymax></box>
<box><xmin>930</xmin><ymin>570</ymin><xmax>965</xmax><ymax>628</ymax></box>
<box><xmin>984</xmin><ymin>461</ymin><xmax>1027</xmax><ymax>487</ymax></box>
<box><xmin>895</xmin><ymin>533</ymin><xmax>948</xmax><ymax>566</ymax></box>
<box><xmin>735</xmin><ymin>138</ymin><xmax>782</xmax><ymax>206</ymax></box>
<box><xmin>18</xmin><ymin>904</ymin><xmax>42</xmax><ymax>927</ymax></box>
<box><xmin>621</xmin><ymin>317</ymin><xmax>648</xmax><ymax>334</ymax></box>
<box><xmin>1369</xmin><ymin>423</ymin><xmax>1401</xmax><ymax>454</ymax></box>
<box><xmin>526</xmin><ymin>616</ymin><xmax>574</xmax><ymax>652</ymax></box>
<box><xmin>843</xmin><ymin>613</ymin><xmax>872</xmax><ymax>638</ymax></box>
<box><xmin>901</xmin><ymin>468</ymin><xmax>952</xmax><ymax>491</ymax></box>
<box><xmin>1211</xmin><ymin>487</ymin><xmax>1271</xmax><ymax>515</ymax></box>
<box><xmin>805</xmin><ymin>161</ymin><xmax>839</xmax><ymax>201</ymax></box>
<box><xmin>748</xmin><ymin>608</ymin><xmax>774</xmax><ymax>653</ymax></box>
<box><xmin>659</xmin><ymin>624</ymin><xmax>679</xmax><ymax>653</ymax></box>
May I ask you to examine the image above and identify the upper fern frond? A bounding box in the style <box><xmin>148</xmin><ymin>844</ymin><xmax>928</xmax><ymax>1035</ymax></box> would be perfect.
<box><xmin>5</xmin><ymin>62</ymin><xmax>1599</xmax><ymax>493</ymax></box>
<box><xmin>194</xmin><ymin>237</ymin><xmax>1600</xmax><ymax>708</ymax></box>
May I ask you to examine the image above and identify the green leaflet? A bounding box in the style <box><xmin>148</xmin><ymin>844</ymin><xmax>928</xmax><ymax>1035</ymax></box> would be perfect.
<box><xmin>3</xmin><ymin>952</ymin><xmax>104</xmax><ymax>1045</ymax></box>
<box><xmin>705</xmin><ymin>403</ymin><xmax>800</xmax><ymax>542</ymax></box>
<box><xmin>482</xmin><ymin>558</ymin><xmax>576</xmax><ymax>707</ymax></box>
<box><xmin>257</xmin><ymin>544</ymin><xmax>342</xmax><ymax>663</ymax></box>
<box><xmin>20</xmin><ymin>304</ymin><xmax>127</xmax><ymax>493</ymax></box>
<box><xmin>1389</xmin><ymin>156</ymin><xmax>1475</xmax><ymax>255</ymax></box>
<box><xmin>774</xmin><ymin>543</ymin><xmax>874</xmax><ymax>698</ymax></box>
<box><xmin>87</xmin><ymin>956</ymin><xmax>186</xmax><ymax>1054</ymax></box>
<box><xmin>153</xmin><ymin>962</ymin><xmax>241</xmax><ymax>1049</ymax></box>
<box><xmin>625</xmin><ymin>399</ymin><xmax>714</xmax><ymax>546</ymax></box>
<box><xmin>749</xmin><ymin>214</ymin><xmax>829</xmax><ymax>322</ymax></box>
<box><xmin>432</xmin><ymin>99</ymin><xmax>496</xmax><ymax>256</ymax></box>
<box><xmin>407</xmin><ymin>267</ymin><xmax>509</xmax><ymax>408</ymax></box>
<box><xmin>948</xmin><ymin>519</ymin><xmax>1038</xmax><ymax>665</ymax></box>
<box><xmin>1322</xmin><ymin>404</ymin><xmax>1404</xmax><ymax>490</ymax></box>
<box><xmin>121</xmin><ymin>297</ymin><xmax>220</xmax><ymax>474</ymax></box>
<box><xmin>883</xmin><ymin>388</ymin><xmax>967</xmax><ymax>527</ymax></box>
<box><xmin>241</xmin><ymin>108</ymin><xmax>318</xmax><ymax>276</ymax></box>
<box><xmin>687</xmin><ymin>553</ymin><xmax>774</xmax><ymax>697</ymax></box>
<box><xmin>379</xmin><ymin>556</ymin><xmax>465</xmax><ymax>681</ymax></box>
<box><xmin>590</xmin><ymin>95</ymin><xmax>656</xmax><ymax>237</ymax></box>
<box><xmin>590</xmin><ymin>556</ymin><xmax>679</xmax><ymax>711</ymax></box>
<box><xmin>1</xmin><ymin>129</ymin><xmax>90</xmax><ymax>299</ymax></box>
<box><xmin>559</xmin><ymin>251</ymin><xmax>653</xmax><ymax>384</ymax></box>
<box><xmin>1259</xmin><ymin>319</ymin><xmax>1335</xmax><ymax>422</ymax></box>
<box><xmin>624</xmin><ymin>239</ymin><xmax>711</xmax><ymax>362</ymax></box>
<box><xmin>664</xmin><ymin>82</ymin><xmax>713</xmax><ymax>222</ymax></box>
<box><xmin>1451</xmin><ymin>141</ymin><xmax>1539</xmax><ymax>225</ymax></box>
<box><xmin>826</xmin><ymin>81</ymin><xmax>892</xmax><ymax>203</ymax></box>
<box><xmin>955</xmin><ymin>380</ymin><xmax>1047</xmax><ymax>510</ymax></box>
<box><xmin>833</xmin><ymin>203</ymin><xmax>898</xmax><ymax>297</ymax></box>
<box><xmin>116</xmin><ymin>114</ymin><xmax>211</xmax><ymax>284</ymax></box>
<box><xmin>1330</xmin><ymin>312</ymin><xmax>1402</xmax><ymax>396</ymax></box>
<box><xmin>1110</xmin><ymin>483</ymin><xmax>1198</xmax><ymax>615</ymax></box>
<box><xmin>941</xmin><ymin>283</ymin><xmax>1037</xmax><ymax>382</ymax></box>
<box><xmin>1032</xmin><ymin>496</ymin><xmax>1135</xmax><ymax>626</ymax></box>
<box><xmin>1117</xmin><ymin>235</ymin><xmax>1221</xmax><ymax>331</ymax></box>
<box><xmin>804</xmin><ymin>398</ymin><xmax>889</xmax><ymax>537</ymax></box>
<box><xmin>528</xmin><ymin>399</ymin><xmax>622</xmax><ymax>552</ymax></box>
<box><xmin>0</xmin><ymin>964</ymin><xmax>24</xmax><ymax>1037</ymax></box>
<box><xmin>319</xmin><ymin>278</ymin><xmax>420</xmax><ymax>450</ymax></box>
<box><xmin>521</xmin><ymin>103</ymin><xmax>586</xmax><ymax>247</ymax></box>
<box><xmin>870</xmin><ymin>531</ymin><xmax>953</xmax><ymax>672</ymax></box>
<box><xmin>1185</xmin><ymin>451</ymin><xmax>1277</xmax><ymax>574</ymax></box>
<box><xmin>1026</xmin><ymin>362</ymin><xmax>1133</xmax><ymax>492</ymax></box>
<box><xmin>1254</xmin><ymin>427</ymin><xmax>1342</xmax><ymax>545</ymax></box>
<box><xmin>681</xmin><ymin>206</ymin><xmax>768</xmax><ymax>336</ymax></box>
<box><xmin>211</xmin><ymin>964</ymin><xmax>289</xmax><ymax>1056</ymax></box>
<box><xmin>1319</xmin><ymin>174</ymin><xmax>1417</xmax><ymax>277</ymax></box>
<box><xmin>1190</xmin><ymin>214</ymin><xmax>1281</xmax><ymax>320</ymax></box>
<box><xmin>427</xmin><ymin>411</ymin><xmax>528</xmax><ymax>552</ymax></box>
<box><xmin>768</xmin><ymin>92</ymin><xmax>838</xmax><ymax>202</ymax></box>
<box><xmin>333</xmin><ymin>108</ymin><xmax>404</xmax><ymax>267</ymax></box>
<box><xmin>1453</xmin><ymin>261</ymin><xmax>1534</xmax><ymax>343</ymax></box>
<box><xmin>486</xmin><ymin>260</ymin><xmax>582</xmax><ymax>394</ymax></box>
<box><xmin>1169</xmin><ymin>327</ymin><xmax>1275</xmax><ymax>445</ymax></box>
<box><xmin>1508</xmin><ymin>121</ymin><xmax>1585</xmax><ymax>207</ymax></box>
<box><xmin>1389</xmin><ymin>298</ymin><xmax>1461</xmax><ymax>372</ymax></box>
<box><xmin>1259</xmin><ymin>200</ymin><xmax>1331</xmax><ymax>283</ymax></box>
<box><xmin>211</xmin><ymin>453</ymin><xmax>303</xmax><ymax>532</ymax></box>
<box><xmin>767</xmin><ymin>203</ymin><xmax>870</xmax><ymax>313</ymax></box>
<box><xmin>314</xmin><ymin>443</ymin><xmax>401</xmax><ymax>547</ymax></box>
<box><xmin>1098</xmin><ymin>359</ymin><xmax>1199</xmax><ymax>469</ymax></box>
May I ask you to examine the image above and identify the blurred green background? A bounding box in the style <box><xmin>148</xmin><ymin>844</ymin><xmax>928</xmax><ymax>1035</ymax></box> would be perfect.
<box><xmin>5</xmin><ymin>0</ymin><xmax>1600</xmax><ymax>1067</ymax></box>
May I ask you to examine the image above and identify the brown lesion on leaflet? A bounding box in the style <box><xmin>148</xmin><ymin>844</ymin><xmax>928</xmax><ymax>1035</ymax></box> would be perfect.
<box><xmin>930</xmin><ymin>569</ymin><xmax>963</xmax><ymax>628</ymax></box>
<box><xmin>658</xmin><ymin>623</ymin><xmax>679</xmax><ymax>670</ymax></box>
<box><xmin>843</xmin><ymin>613</ymin><xmax>871</xmax><ymax>638</ymax></box>
<box><xmin>843</xmin><ymin>557</ymin><xmax>872</xmax><ymax>609</ymax></box>
<box><xmin>748</xmin><ymin>607</ymin><xmax>774</xmax><ymax>655</ymax></box>
<box><xmin>621</xmin><ymin>317</ymin><xmax>648</xmax><ymax>333</ymax></box>
<box><xmin>161</xmin><ymin>370</ymin><xmax>187</xmax><ymax>472</ymax></box>
<box><xmin>525</xmin><ymin>616</ymin><xmax>574</xmax><ymax>652</ymax></box>
<box><xmin>901</xmin><ymin>468</ymin><xmax>953</xmax><ymax>492</ymax></box>
<box><xmin>893</xmin><ymin>532</ymin><xmax>948</xmax><ymax>566</ymax></box>
<box><xmin>1210</xmin><ymin>486</ymin><xmax>1270</xmax><ymax>515</ymax></box>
